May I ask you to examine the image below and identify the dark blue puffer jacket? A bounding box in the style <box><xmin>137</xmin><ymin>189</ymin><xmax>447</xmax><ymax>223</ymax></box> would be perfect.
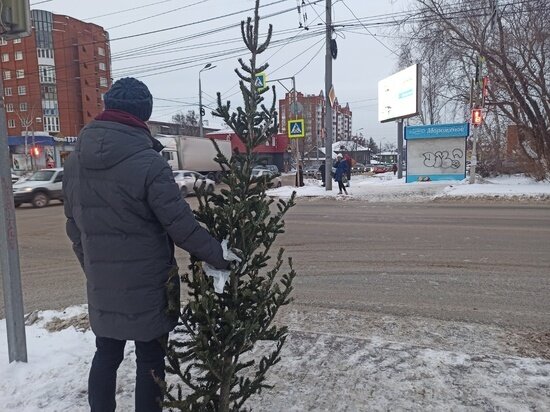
<box><xmin>334</xmin><ymin>159</ymin><xmax>349</xmax><ymax>182</ymax></box>
<box><xmin>63</xmin><ymin>120</ymin><xmax>227</xmax><ymax>342</ymax></box>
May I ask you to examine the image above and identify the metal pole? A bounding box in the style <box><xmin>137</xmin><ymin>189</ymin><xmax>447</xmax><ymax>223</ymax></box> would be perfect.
<box><xmin>24</xmin><ymin>125</ymin><xmax>29</xmax><ymax>171</ymax></box>
<box><xmin>469</xmin><ymin>125</ymin><xmax>477</xmax><ymax>184</ymax></box>
<box><xmin>292</xmin><ymin>77</ymin><xmax>301</xmax><ymax>187</ymax></box>
<box><xmin>0</xmin><ymin>77</ymin><xmax>28</xmax><ymax>363</ymax></box>
<box><xmin>324</xmin><ymin>0</ymin><xmax>333</xmax><ymax>191</ymax></box>
<box><xmin>397</xmin><ymin>120</ymin><xmax>403</xmax><ymax>179</ymax></box>
<box><xmin>31</xmin><ymin>124</ymin><xmax>36</xmax><ymax>170</ymax></box>
<box><xmin>199</xmin><ymin>73</ymin><xmax>204</xmax><ymax>138</ymax></box>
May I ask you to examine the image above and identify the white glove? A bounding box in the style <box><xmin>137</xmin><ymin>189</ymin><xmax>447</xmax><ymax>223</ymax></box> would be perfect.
<box><xmin>203</xmin><ymin>239</ymin><xmax>242</xmax><ymax>294</ymax></box>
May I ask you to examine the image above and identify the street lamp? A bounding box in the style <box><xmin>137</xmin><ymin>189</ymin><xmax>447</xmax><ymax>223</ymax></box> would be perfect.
<box><xmin>199</xmin><ymin>63</ymin><xmax>216</xmax><ymax>138</ymax></box>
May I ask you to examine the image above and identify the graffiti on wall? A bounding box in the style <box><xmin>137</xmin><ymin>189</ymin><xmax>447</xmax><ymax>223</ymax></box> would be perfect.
<box><xmin>422</xmin><ymin>148</ymin><xmax>463</xmax><ymax>169</ymax></box>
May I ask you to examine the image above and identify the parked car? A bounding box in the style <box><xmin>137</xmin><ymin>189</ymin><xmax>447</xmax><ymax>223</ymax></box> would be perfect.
<box><xmin>12</xmin><ymin>168</ymin><xmax>64</xmax><ymax>208</ymax></box>
<box><xmin>11</xmin><ymin>173</ymin><xmax>20</xmax><ymax>184</ymax></box>
<box><xmin>304</xmin><ymin>165</ymin><xmax>321</xmax><ymax>179</ymax></box>
<box><xmin>251</xmin><ymin>168</ymin><xmax>282</xmax><ymax>188</ymax></box>
<box><xmin>173</xmin><ymin>170</ymin><xmax>216</xmax><ymax>197</ymax></box>
<box><xmin>351</xmin><ymin>163</ymin><xmax>366</xmax><ymax>174</ymax></box>
<box><xmin>253</xmin><ymin>164</ymin><xmax>280</xmax><ymax>175</ymax></box>
<box><xmin>372</xmin><ymin>164</ymin><xmax>393</xmax><ymax>174</ymax></box>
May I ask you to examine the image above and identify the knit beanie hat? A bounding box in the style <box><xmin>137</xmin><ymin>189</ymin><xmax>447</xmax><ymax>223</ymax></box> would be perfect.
<box><xmin>103</xmin><ymin>77</ymin><xmax>153</xmax><ymax>121</ymax></box>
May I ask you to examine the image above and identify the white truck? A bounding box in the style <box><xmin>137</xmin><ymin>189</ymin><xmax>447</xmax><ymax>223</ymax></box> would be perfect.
<box><xmin>156</xmin><ymin>135</ymin><xmax>232</xmax><ymax>182</ymax></box>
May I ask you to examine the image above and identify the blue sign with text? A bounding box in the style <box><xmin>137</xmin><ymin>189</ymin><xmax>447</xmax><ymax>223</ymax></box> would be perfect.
<box><xmin>405</xmin><ymin>123</ymin><xmax>470</xmax><ymax>140</ymax></box>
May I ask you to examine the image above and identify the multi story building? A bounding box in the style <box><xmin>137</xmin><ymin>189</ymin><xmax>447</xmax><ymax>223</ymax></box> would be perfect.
<box><xmin>278</xmin><ymin>90</ymin><xmax>353</xmax><ymax>150</ymax></box>
<box><xmin>1</xmin><ymin>9</ymin><xmax>111</xmax><ymax>138</ymax></box>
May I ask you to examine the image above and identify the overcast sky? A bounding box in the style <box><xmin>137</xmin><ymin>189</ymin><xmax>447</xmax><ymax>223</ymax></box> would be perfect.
<box><xmin>34</xmin><ymin>0</ymin><xmax>411</xmax><ymax>144</ymax></box>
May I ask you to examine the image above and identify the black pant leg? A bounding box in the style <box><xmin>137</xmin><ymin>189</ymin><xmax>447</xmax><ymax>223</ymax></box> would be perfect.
<box><xmin>135</xmin><ymin>335</ymin><xmax>167</xmax><ymax>412</ymax></box>
<box><xmin>89</xmin><ymin>336</ymin><xmax>126</xmax><ymax>412</ymax></box>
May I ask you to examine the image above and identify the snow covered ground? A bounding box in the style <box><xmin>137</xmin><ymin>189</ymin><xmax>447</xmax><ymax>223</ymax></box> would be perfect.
<box><xmin>271</xmin><ymin>173</ymin><xmax>550</xmax><ymax>202</ymax></box>
<box><xmin>1</xmin><ymin>306</ymin><xmax>549</xmax><ymax>411</ymax></box>
<box><xmin>1</xmin><ymin>174</ymin><xmax>548</xmax><ymax>410</ymax></box>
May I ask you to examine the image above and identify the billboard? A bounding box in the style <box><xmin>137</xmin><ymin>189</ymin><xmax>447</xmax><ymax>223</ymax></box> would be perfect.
<box><xmin>378</xmin><ymin>64</ymin><xmax>421</xmax><ymax>123</ymax></box>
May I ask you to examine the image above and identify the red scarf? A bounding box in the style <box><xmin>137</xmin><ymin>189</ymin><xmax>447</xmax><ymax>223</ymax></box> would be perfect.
<box><xmin>95</xmin><ymin>109</ymin><xmax>149</xmax><ymax>132</ymax></box>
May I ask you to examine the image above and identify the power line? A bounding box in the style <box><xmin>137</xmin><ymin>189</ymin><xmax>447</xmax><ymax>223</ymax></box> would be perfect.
<box><xmin>292</xmin><ymin>38</ymin><xmax>325</xmax><ymax>76</ymax></box>
<box><xmin>109</xmin><ymin>0</ymin><xmax>309</xmax><ymax>42</ymax></box>
<box><xmin>85</xmin><ymin>0</ymin><xmax>186</xmax><ymax>21</ymax></box>
<box><xmin>107</xmin><ymin>0</ymin><xmax>211</xmax><ymax>30</ymax></box>
<box><xmin>339</xmin><ymin>0</ymin><xmax>400</xmax><ymax>57</ymax></box>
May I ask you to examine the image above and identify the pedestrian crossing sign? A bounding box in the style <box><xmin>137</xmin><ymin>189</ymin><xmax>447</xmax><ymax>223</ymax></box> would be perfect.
<box><xmin>288</xmin><ymin>119</ymin><xmax>305</xmax><ymax>138</ymax></box>
<box><xmin>255</xmin><ymin>72</ymin><xmax>268</xmax><ymax>91</ymax></box>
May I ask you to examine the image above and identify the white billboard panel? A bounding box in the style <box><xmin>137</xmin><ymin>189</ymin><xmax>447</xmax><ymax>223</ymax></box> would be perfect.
<box><xmin>378</xmin><ymin>64</ymin><xmax>421</xmax><ymax>123</ymax></box>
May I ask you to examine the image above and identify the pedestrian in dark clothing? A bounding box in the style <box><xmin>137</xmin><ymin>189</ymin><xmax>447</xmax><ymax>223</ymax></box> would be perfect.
<box><xmin>63</xmin><ymin>77</ymin><xmax>230</xmax><ymax>412</ymax></box>
<box><xmin>392</xmin><ymin>163</ymin><xmax>398</xmax><ymax>175</ymax></box>
<box><xmin>334</xmin><ymin>154</ymin><xmax>349</xmax><ymax>195</ymax></box>
<box><xmin>318</xmin><ymin>161</ymin><xmax>326</xmax><ymax>186</ymax></box>
<box><xmin>295</xmin><ymin>163</ymin><xmax>304</xmax><ymax>187</ymax></box>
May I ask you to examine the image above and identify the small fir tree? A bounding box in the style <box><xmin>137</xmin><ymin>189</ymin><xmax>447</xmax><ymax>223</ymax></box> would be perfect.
<box><xmin>164</xmin><ymin>1</ymin><xmax>296</xmax><ymax>410</ymax></box>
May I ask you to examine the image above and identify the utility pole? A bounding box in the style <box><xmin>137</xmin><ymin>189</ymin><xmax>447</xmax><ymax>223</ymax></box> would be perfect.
<box><xmin>397</xmin><ymin>120</ymin><xmax>403</xmax><ymax>179</ymax></box>
<box><xmin>272</xmin><ymin>76</ymin><xmax>301</xmax><ymax>186</ymax></box>
<box><xmin>291</xmin><ymin>76</ymin><xmax>301</xmax><ymax>187</ymax></box>
<box><xmin>324</xmin><ymin>0</ymin><xmax>333</xmax><ymax>191</ymax></box>
<box><xmin>199</xmin><ymin>63</ymin><xmax>215</xmax><ymax>138</ymax></box>
<box><xmin>0</xmin><ymin>77</ymin><xmax>28</xmax><ymax>363</ymax></box>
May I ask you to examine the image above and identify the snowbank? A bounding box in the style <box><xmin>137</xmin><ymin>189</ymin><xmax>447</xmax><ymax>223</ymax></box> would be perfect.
<box><xmin>1</xmin><ymin>306</ymin><xmax>549</xmax><ymax>411</ymax></box>
<box><xmin>268</xmin><ymin>174</ymin><xmax>550</xmax><ymax>202</ymax></box>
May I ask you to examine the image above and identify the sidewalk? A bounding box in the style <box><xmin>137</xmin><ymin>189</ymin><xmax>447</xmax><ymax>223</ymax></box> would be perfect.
<box><xmin>274</xmin><ymin>173</ymin><xmax>550</xmax><ymax>202</ymax></box>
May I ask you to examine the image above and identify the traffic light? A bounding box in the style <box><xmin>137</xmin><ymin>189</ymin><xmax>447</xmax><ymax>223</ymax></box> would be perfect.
<box><xmin>471</xmin><ymin>108</ymin><xmax>483</xmax><ymax>127</ymax></box>
<box><xmin>0</xmin><ymin>0</ymin><xmax>31</xmax><ymax>39</ymax></box>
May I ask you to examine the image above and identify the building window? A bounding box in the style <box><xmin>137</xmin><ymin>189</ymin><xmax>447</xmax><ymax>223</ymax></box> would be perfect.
<box><xmin>20</xmin><ymin>102</ymin><xmax>28</xmax><ymax>112</ymax></box>
<box><xmin>3</xmin><ymin>70</ymin><xmax>10</xmax><ymax>80</ymax></box>
<box><xmin>14</xmin><ymin>51</ymin><xmax>23</xmax><ymax>60</ymax></box>
<box><xmin>39</xmin><ymin>65</ymin><xmax>55</xmax><ymax>84</ymax></box>
<box><xmin>18</xmin><ymin>85</ymin><xmax>26</xmax><ymax>95</ymax></box>
<box><xmin>0</xmin><ymin>38</ymin><xmax>7</xmax><ymax>46</ymax></box>
<box><xmin>41</xmin><ymin>85</ymin><xmax>57</xmax><ymax>100</ymax></box>
<box><xmin>42</xmin><ymin>100</ymin><xmax>58</xmax><ymax>116</ymax></box>
<box><xmin>99</xmin><ymin>77</ymin><xmax>108</xmax><ymax>88</ymax></box>
<box><xmin>99</xmin><ymin>62</ymin><xmax>106</xmax><ymax>71</ymax></box>
<box><xmin>13</xmin><ymin>38</ymin><xmax>21</xmax><ymax>44</ymax></box>
<box><xmin>16</xmin><ymin>69</ymin><xmax>24</xmax><ymax>79</ymax></box>
<box><xmin>7</xmin><ymin>119</ymin><xmax>15</xmax><ymax>128</ymax></box>
<box><xmin>4</xmin><ymin>87</ymin><xmax>12</xmax><ymax>96</ymax></box>
<box><xmin>43</xmin><ymin>116</ymin><xmax>60</xmax><ymax>132</ymax></box>
<box><xmin>98</xmin><ymin>47</ymin><xmax>105</xmax><ymax>56</ymax></box>
<box><xmin>1</xmin><ymin>53</ymin><xmax>8</xmax><ymax>62</ymax></box>
<box><xmin>6</xmin><ymin>103</ymin><xmax>14</xmax><ymax>112</ymax></box>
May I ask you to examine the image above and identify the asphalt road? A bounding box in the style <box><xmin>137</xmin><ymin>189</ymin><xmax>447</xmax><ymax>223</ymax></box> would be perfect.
<box><xmin>2</xmin><ymin>198</ymin><xmax>550</xmax><ymax>332</ymax></box>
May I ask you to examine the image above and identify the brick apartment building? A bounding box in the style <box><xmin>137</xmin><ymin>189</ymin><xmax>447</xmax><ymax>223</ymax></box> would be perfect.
<box><xmin>278</xmin><ymin>90</ymin><xmax>353</xmax><ymax>150</ymax></box>
<box><xmin>1</xmin><ymin>9</ymin><xmax>111</xmax><ymax>138</ymax></box>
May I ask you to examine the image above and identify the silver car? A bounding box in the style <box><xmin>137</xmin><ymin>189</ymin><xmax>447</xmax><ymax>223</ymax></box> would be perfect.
<box><xmin>173</xmin><ymin>170</ymin><xmax>215</xmax><ymax>197</ymax></box>
<box><xmin>251</xmin><ymin>168</ymin><xmax>282</xmax><ymax>188</ymax></box>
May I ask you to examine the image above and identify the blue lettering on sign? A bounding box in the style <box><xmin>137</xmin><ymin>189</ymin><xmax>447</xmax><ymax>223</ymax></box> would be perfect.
<box><xmin>398</xmin><ymin>89</ymin><xmax>413</xmax><ymax>99</ymax></box>
<box><xmin>405</xmin><ymin>122</ymin><xmax>470</xmax><ymax>139</ymax></box>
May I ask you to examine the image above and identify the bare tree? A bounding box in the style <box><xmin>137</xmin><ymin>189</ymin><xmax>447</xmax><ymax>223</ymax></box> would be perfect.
<box><xmin>172</xmin><ymin>110</ymin><xmax>200</xmax><ymax>136</ymax></box>
<box><xmin>401</xmin><ymin>0</ymin><xmax>550</xmax><ymax>179</ymax></box>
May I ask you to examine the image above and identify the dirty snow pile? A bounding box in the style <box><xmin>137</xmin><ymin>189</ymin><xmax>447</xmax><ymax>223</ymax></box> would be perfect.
<box><xmin>270</xmin><ymin>173</ymin><xmax>550</xmax><ymax>202</ymax></box>
<box><xmin>1</xmin><ymin>306</ymin><xmax>549</xmax><ymax>411</ymax></box>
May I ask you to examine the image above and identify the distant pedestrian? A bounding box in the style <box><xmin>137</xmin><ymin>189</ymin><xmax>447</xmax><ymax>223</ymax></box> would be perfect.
<box><xmin>392</xmin><ymin>163</ymin><xmax>398</xmax><ymax>175</ymax></box>
<box><xmin>295</xmin><ymin>164</ymin><xmax>304</xmax><ymax>187</ymax></box>
<box><xmin>334</xmin><ymin>154</ymin><xmax>349</xmax><ymax>195</ymax></box>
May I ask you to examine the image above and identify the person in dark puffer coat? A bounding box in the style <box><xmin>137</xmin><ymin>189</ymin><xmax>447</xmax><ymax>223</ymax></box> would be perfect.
<box><xmin>63</xmin><ymin>77</ymin><xmax>229</xmax><ymax>412</ymax></box>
